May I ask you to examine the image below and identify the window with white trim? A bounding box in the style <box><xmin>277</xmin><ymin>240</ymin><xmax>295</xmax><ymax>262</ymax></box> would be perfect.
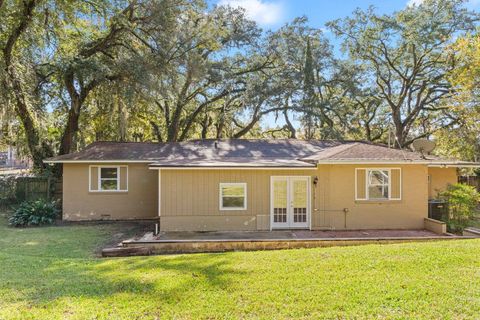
<box><xmin>367</xmin><ymin>169</ymin><xmax>389</xmax><ymax>200</ymax></box>
<box><xmin>100</xmin><ymin>167</ymin><xmax>119</xmax><ymax>191</ymax></box>
<box><xmin>219</xmin><ymin>183</ymin><xmax>247</xmax><ymax>210</ymax></box>
<box><xmin>89</xmin><ymin>165</ymin><xmax>128</xmax><ymax>192</ymax></box>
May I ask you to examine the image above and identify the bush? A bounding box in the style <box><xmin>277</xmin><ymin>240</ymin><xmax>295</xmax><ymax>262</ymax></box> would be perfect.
<box><xmin>438</xmin><ymin>183</ymin><xmax>480</xmax><ymax>233</ymax></box>
<box><xmin>8</xmin><ymin>199</ymin><xmax>60</xmax><ymax>227</ymax></box>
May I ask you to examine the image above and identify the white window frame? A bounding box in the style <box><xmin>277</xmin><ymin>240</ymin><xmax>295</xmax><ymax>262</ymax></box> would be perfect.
<box><xmin>355</xmin><ymin>168</ymin><xmax>402</xmax><ymax>201</ymax></box>
<box><xmin>89</xmin><ymin>165</ymin><xmax>128</xmax><ymax>193</ymax></box>
<box><xmin>219</xmin><ymin>182</ymin><xmax>247</xmax><ymax>211</ymax></box>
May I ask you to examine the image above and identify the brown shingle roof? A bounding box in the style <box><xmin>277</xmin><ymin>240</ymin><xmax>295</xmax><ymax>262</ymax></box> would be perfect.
<box><xmin>302</xmin><ymin>142</ymin><xmax>440</xmax><ymax>161</ymax></box>
<box><xmin>45</xmin><ymin>139</ymin><xmax>343</xmax><ymax>163</ymax></box>
<box><xmin>44</xmin><ymin>139</ymin><xmax>475</xmax><ymax>167</ymax></box>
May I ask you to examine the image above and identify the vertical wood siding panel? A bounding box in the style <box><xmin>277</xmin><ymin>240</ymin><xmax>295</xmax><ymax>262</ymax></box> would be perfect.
<box><xmin>163</xmin><ymin>171</ymin><xmax>169</xmax><ymax>216</ymax></box>
<box><xmin>161</xmin><ymin>171</ymin><xmax>166</xmax><ymax>216</ymax></box>
<box><xmin>162</xmin><ymin>169</ymin><xmax>319</xmax><ymax>219</ymax></box>
<box><xmin>119</xmin><ymin>166</ymin><xmax>128</xmax><ymax>190</ymax></box>
<box><xmin>177</xmin><ymin>171</ymin><xmax>183</xmax><ymax>215</ymax></box>
<box><xmin>185</xmin><ymin>171</ymin><xmax>196</xmax><ymax>213</ymax></box>
<box><xmin>173</xmin><ymin>171</ymin><xmax>179</xmax><ymax>215</ymax></box>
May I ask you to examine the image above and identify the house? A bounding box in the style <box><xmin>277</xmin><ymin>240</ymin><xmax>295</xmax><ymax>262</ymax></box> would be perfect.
<box><xmin>0</xmin><ymin>145</ymin><xmax>30</xmax><ymax>168</ymax></box>
<box><xmin>44</xmin><ymin>139</ymin><xmax>478</xmax><ymax>232</ymax></box>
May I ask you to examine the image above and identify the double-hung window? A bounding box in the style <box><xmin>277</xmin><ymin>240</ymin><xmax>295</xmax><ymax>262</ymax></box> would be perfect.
<box><xmin>367</xmin><ymin>169</ymin><xmax>389</xmax><ymax>200</ymax></box>
<box><xmin>89</xmin><ymin>165</ymin><xmax>128</xmax><ymax>192</ymax></box>
<box><xmin>100</xmin><ymin>167</ymin><xmax>119</xmax><ymax>191</ymax></box>
<box><xmin>219</xmin><ymin>183</ymin><xmax>247</xmax><ymax>210</ymax></box>
<box><xmin>356</xmin><ymin>168</ymin><xmax>401</xmax><ymax>201</ymax></box>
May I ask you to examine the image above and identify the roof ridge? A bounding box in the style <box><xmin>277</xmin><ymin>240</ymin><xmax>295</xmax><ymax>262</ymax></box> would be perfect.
<box><xmin>90</xmin><ymin>140</ymin><xmax>161</xmax><ymax>144</ymax></box>
<box><xmin>300</xmin><ymin>142</ymin><xmax>359</xmax><ymax>161</ymax></box>
<box><xmin>324</xmin><ymin>142</ymin><xmax>360</xmax><ymax>158</ymax></box>
<box><xmin>88</xmin><ymin>139</ymin><xmax>376</xmax><ymax>144</ymax></box>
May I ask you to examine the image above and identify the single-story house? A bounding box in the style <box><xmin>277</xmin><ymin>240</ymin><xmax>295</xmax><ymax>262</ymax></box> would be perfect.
<box><xmin>44</xmin><ymin>139</ymin><xmax>478</xmax><ymax>232</ymax></box>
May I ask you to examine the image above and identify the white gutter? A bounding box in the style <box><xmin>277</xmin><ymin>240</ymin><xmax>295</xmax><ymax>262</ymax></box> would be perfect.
<box><xmin>313</xmin><ymin>160</ymin><xmax>480</xmax><ymax>166</ymax></box>
<box><xmin>148</xmin><ymin>167</ymin><xmax>316</xmax><ymax>170</ymax></box>
<box><xmin>314</xmin><ymin>160</ymin><xmax>431</xmax><ymax>164</ymax></box>
<box><xmin>427</xmin><ymin>164</ymin><xmax>480</xmax><ymax>168</ymax></box>
<box><xmin>44</xmin><ymin>159</ymin><xmax>480</xmax><ymax>168</ymax></box>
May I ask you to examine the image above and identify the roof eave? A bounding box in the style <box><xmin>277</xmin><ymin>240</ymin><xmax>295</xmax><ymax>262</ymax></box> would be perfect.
<box><xmin>312</xmin><ymin>159</ymin><xmax>480</xmax><ymax>167</ymax></box>
<box><xmin>43</xmin><ymin>159</ymin><xmax>156</xmax><ymax>164</ymax></box>
<box><xmin>148</xmin><ymin>166</ymin><xmax>317</xmax><ymax>170</ymax></box>
<box><xmin>427</xmin><ymin>163</ymin><xmax>480</xmax><ymax>168</ymax></box>
<box><xmin>313</xmin><ymin>160</ymin><xmax>430</xmax><ymax>164</ymax></box>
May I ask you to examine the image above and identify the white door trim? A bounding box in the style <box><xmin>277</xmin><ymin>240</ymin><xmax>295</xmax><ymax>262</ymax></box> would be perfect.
<box><xmin>270</xmin><ymin>176</ymin><xmax>311</xmax><ymax>230</ymax></box>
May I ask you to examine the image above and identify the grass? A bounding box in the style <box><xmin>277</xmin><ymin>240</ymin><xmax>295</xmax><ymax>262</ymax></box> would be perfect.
<box><xmin>0</xmin><ymin>213</ymin><xmax>479</xmax><ymax>319</ymax></box>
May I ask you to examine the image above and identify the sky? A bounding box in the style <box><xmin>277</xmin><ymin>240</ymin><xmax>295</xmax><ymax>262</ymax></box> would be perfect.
<box><xmin>214</xmin><ymin>0</ymin><xmax>480</xmax><ymax>31</ymax></box>
<box><xmin>211</xmin><ymin>0</ymin><xmax>480</xmax><ymax>130</ymax></box>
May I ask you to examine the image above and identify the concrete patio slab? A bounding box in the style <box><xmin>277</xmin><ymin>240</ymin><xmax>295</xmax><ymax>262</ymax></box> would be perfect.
<box><xmin>150</xmin><ymin>229</ymin><xmax>442</xmax><ymax>241</ymax></box>
<box><xmin>118</xmin><ymin>229</ymin><xmax>473</xmax><ymax>255</ymax></box>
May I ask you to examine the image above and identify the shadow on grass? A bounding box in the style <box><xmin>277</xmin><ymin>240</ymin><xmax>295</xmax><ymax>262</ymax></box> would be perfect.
<box><xmin>0</xmin><ymin>250</ymin><xmax>245</xmax><ymax>306</ymax></box>
<box><xmin>0</xmin><ymin>214</ymin><xmax>246</xmax><ymax>307</ymax></box>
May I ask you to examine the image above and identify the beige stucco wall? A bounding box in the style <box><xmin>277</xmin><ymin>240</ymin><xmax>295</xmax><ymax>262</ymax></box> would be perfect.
<box><xmin>159</xmin><ymin>164</ymin><xmax>430</xmax><ymax>231</ymax></box>
<box><xmin>62</xmin><ymin>163</ymin><xmax>157</xmax><ymax>220</ymax></box>
<box><xmin>61</xmin><ymin>162</ymin><xmax>458</xmax><ymax>230</ymax></box>
<box><xmin>313</xmin><ymin>164</ymin><xmax>428</xmax><ymax>230</ymax></box>
<box><xmin>428</xmin><ymin>167</ymin><xmax>458</xmax><ymax>199</ymax></box>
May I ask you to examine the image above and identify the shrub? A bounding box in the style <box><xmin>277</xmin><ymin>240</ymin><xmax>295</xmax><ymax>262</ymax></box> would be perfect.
<box><xmin>8</xmin><ymin>199</ymin><xmax>59</xmax><ymax>227</ymax></box>
<box><xmin>438</xmin><ymin>183</ymin><xmax>480</xmax><ymax>233</ymax></box>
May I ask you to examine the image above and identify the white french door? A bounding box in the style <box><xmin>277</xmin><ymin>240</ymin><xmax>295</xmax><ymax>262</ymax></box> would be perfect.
<box><xmin>270</xmin><ymin>176</ymin><xmax>310</xmax><ymax>229</ymax></box>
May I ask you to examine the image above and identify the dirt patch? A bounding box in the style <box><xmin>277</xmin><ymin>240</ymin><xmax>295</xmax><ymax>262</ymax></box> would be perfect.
<box><xmin>81</xmin><ymin>220</ymin><xmax>156</xmax><ymax>256</ymax></box>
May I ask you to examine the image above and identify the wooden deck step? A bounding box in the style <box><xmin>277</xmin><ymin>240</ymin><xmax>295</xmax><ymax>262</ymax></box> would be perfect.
<box><xmin>101</xmin><ymin>246</ymin><xmax>152</xmax><ymax>257</ymax></box>
<box><xmin>463</xmin><ymin>227</ymin><xmax>480</xmax><ymax>237</ymax></box>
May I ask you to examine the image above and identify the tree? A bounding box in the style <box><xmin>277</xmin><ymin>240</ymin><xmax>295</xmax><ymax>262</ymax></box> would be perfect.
<box><xmin>1</xmin><ymin>0</ymin><xmax>180</xmax><ymax>170</ymax></box>
<box><xmin>434</xmin><ymin>33</ymin><xmax>480</xmax><ymax>161</ymax></box>
<box><xmin>139</xmin><ymin>3</ymin><xmax>276</xmax><ymax>142</ymax></box>
<box><xmin>265</xmin><ymin>17</ymin><xmax>340</xmax><ymax>140</ymax></box>
<box><xmin>302</xmin><ymin>39</ymin><xmax>316</xmax><ymax>139</ymax></box>
<box><xmin>0</xmin><ymin>0</ymin><xmax>53</xmax><ymax>168</ymax></box>
<box><xmin>328</xmin><ymin>0</ymin><xmax>478</xmax><ymax>147</ymax></box>
<box><xmin>56</xmin><ymin>1</ymin><xmax>140</xmax><ymax>155</ymax></box>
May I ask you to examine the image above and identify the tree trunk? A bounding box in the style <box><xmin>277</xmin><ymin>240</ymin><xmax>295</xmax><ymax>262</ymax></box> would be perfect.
<box><xmin>150</xmin><ymin>121</ymin><xmax>163</xmax><ymax>142</ymax></box>
<box><xmin>283</xmin><ymin>108</ymin><xmax>296</xmax><ymax>139</ymax></box>
<box><xmin>59</xmin><ymin>99</ymin><xmax>81</xmax><ymax>155</ymax></box>
<box><xmin>201</xmin><ymin>112</ymin><xmax>210</xmax><ymax>139</ymax></box>
<box><xmin>6</xmin><ymin>67</ymin><xmax>51</xmax><ymax>169</ymax></box>
<box><xmin>118</xmin><ymin>97</ymin><xmax>127</xmax><ymax>142</ymax></box>
<box><xmin>167</xmin><ymin>102</ymin><xmax>183</xmax><ymax>142</ymax></box>
<box><xmin>2</xmin><ymin>0</ymin><xmax>52</xmax><ymax>170</ymax></box>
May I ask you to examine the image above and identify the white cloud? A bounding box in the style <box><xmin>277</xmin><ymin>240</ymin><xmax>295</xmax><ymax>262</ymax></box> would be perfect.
<box><xmin>407</xmin><ymin>0</ymin><xmax>423</xmax><ymax>6</ymax></box>
<box><xmin>407</xmin><ymin>0</ymin><xmax>480</xmax><ymax>7</ymax></box>
<box><xmin>218</xmin><ymin>0</ymin><xmax>284</xmax><ymax>26</ymax></box>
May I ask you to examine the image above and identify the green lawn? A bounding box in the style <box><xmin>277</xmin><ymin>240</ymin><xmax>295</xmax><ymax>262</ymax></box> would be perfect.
<box><xmin>0</xmin><ymin>214</ymin><xmax>479</xmax><ymax>319</ymax></box>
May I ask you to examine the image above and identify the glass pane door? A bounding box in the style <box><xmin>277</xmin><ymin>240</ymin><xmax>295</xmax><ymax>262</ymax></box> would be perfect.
<box><xmin>272</xmin><ymin>178</ymin><xmax>288</xmax><ymax>227</ymax></box>
<box><xmin>271</xmin><ymin>177</ymin><xmax>310</xmax><ymax>229</ymax></box>
<box><xmin>291</xmin><ymin>178</ymin><xmax>308</xmax><ymax>228</ymax></box>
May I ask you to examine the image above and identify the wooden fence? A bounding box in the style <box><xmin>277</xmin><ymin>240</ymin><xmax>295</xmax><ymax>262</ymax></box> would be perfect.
<box><xmin>459</xmin><ymin>176</ymin><xmax>480</xmax><ymax>192</ymax></box>
<box><xmin>0</xmin><ymin>176</ymin><xmax>62</xmax><ymax>207</ymax></box>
